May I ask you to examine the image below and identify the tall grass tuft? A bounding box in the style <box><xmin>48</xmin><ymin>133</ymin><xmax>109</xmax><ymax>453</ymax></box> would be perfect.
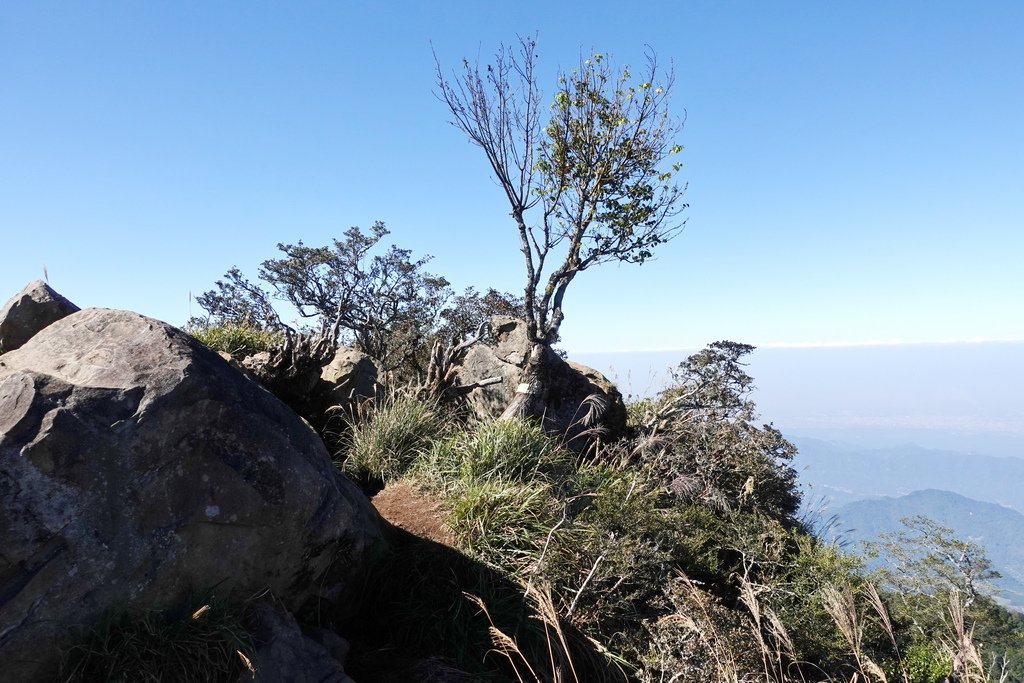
<box><xmin>421</xmin><ymin>418</ymin><xmax>573</xmax><ymax>489</ymax></box>
<box><xmin>342</xmin><ymin>393</ymin><xmax>449</xmax><ymax>486</ymax></box>
<box><xmin>449</xmin><ymin>478</ymin><xmax>559</xmax><ymax>572</ymax></box>
<box><xmin>60</xmin><ymin>596</ymin><xmax>254</xmax><ymax>683</ymax></box>
<box><xmin>186</xmin><ymin>322</ymin><xmax>282</xmax><ymax>359</ymax></box>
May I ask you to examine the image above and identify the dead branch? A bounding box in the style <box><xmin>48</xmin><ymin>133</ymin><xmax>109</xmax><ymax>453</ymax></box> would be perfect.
<box><xmin>423</xmin><ymin>322</ymin><xmax>490</xmax><ymax>399</ymax></box>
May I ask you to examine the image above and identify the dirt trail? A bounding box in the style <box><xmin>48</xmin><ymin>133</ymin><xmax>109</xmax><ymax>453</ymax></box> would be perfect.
<box><xmin>371</xmin><ymin>480</ymin><xmax>454</xmax><ymax>546</ymax></box>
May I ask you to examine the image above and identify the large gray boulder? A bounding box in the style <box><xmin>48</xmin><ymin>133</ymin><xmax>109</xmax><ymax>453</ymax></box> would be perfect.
<box><xmin>455</xmin><ymin>316</ymin><xmax>628</xmax><ymax>449</ymax></box>
<box><xmin>239</xmin><ymin>345</ymin><xmax>384</xmax><ymax>433</ymax></box>
<box><xmin>0</xmin><ymin>280</ymin><xmax>79</xmax><ymax>352</ymax></box>
<box><xmin>0</xmin><ymin>308</ymin><xmax>384</xmax><ymax>682</ymax></box>
<box><xmin>318</xmin><ymin>347</ymin><xmax>382</xmax><ymax>407</ymax></box>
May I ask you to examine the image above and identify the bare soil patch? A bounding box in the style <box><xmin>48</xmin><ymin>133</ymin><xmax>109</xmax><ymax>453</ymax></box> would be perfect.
<box><xmin>372</xmin><ymin>480</ymin><xmax>454</xmax><ymax>546</ymax></box>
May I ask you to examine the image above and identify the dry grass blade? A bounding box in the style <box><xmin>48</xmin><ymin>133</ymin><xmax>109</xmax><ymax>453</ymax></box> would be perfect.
<box><xmin>941</xmin><ymin>591</ymin><xmax>987</xmax><ymax>683</ymax></box>
<box><xmin>531</xmin><ymin>583</ymin><xmax>579</xmax><ymax>683</ymax></box>
<box><xmin>464</xmin><ymin>592</ymin><xmax>540</xmax><ymax>682</ymax></box>
<box><xmin>738</xmin><ymin>572</ymin><xmax>781</xmax><ymax>681</ymax></box>
<box><xmin>862</xmin><ymin>584</ymin><xmax>893</xmax><ymax>645</ymax></box>
<box><xmin>861</xmin><ymin>583</ymin><xmax>910</xmax><ymax>683</ymax></box>
<box><xmin>658</xmin><ymin>573</ymin><xmax>742</xmax><ymax>682</ymax></box>
<box><xmin>764</xmin><ymin>608</ymin><xmax>797</xmax><ymax>664</ymax></box>
<box><xmin>237</xmin><ymin>649</ymin><xmax>255</xmax><ymax>674</ymax></box>
<box><xmin>821</xmin><ymin>583</ymin><xmax>888</xmax><ymax>683</ymax></box>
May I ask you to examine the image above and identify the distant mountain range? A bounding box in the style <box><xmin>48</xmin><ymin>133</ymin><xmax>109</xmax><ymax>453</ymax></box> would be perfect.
<box><xmin>828</xmin><ymin>489</ymin><xmax>1024</xmax><ymax>609</ymax></box>
<box><xmin>793</xmin><ymin>436</ymin><xmax>1024</xmax><ymax>511</ymax></box>
<box><xmin>790</xmin><ymin>437</ymin><xmax>1024</xmax><ymax>609</ymax></box>
<box><xmin>572</xmin><ymin>345</ymin><xmax>1024</xmax><ymax>607</ymax></box>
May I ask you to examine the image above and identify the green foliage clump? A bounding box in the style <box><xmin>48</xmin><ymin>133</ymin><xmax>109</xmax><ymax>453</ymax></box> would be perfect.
<box><xmin>60</xmin><ymin>596</ymin><xmax>253</xmax><ymax>683</ymax></box>
<box><xmin>760</xmin><ymin>536</ymin><xmax>875</xmax><ymax>674</ymax></box>
<box><xmin>187</xmin><ymin>321</ymin><xmax>281</xmax><ymax>359</ymax></box>
<box><xmin>639</xmin><ymin>572</ymin><xmax>763</xmax><ymax>682</ymax></box>
<box><xmin>624</xmin><ymin>395</ymin><xmax>654</xmax><ymax>428</ymax></box>
<box><xmin>415</xmin><ymin>419</ymin><xmax>570</xmax><ymax>571</ymax></box>
<box><xmin>423</xmin><ymin>418</ymin><xmax>572</xmax><ymax>486</ymax></box>
<box><xmin>449</xmin><ymin>478</ymin><xmax>560</xmax><ymax>571</ymax></box>
<box><xmin>899</xmin><ymin>642</ymin><xmax>951</xmax><ymax>683</ymax></box>
<box><xmin>637</xmin><ymin>340</ymin><xmax>801</xmax><ymax>524</ymax></box>
<box><xmin>863</xmin><ymin>515</ymin><xmax>1024</xmax><ymax>680</ymax></box>
<box><xmin>341</xmin><ymin>394</ymin><xmax>449</xmax><ymax>486</ymax></box>
<box><xmin>546</xmin><ymin>466</ymin><xmax>682</xmax><ymax>644</ymax></box>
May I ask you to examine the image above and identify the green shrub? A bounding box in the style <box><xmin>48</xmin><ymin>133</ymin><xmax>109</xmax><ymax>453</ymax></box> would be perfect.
<box><xmin>899</xmin><ymin>641</ymin><xmax>951</xmax><ymax>683</ymax></box>
<box><xmin>624</xmin><ymin>396</ymin><xmax>654</xmax><ymax>429</ymax></box>
<box><xmin>640</xmin><ymin>573</ymin><xmax>763</xmax><ymax>683</ymax></box>
<box><xmin>187</xmin><ymin>321</ymin><xmax>281</xmax><ymax>359</ymax></box>
<box><xmin>633</xmin><ymin>342</ymin><xmax>802</xmax><ymax>524</ymax></box>
<box><xmin>342</xmin><ymin>394</ymin><xmax>449</xmax><ymax>485</ymax></box>
<box><xmin>546</xmin><ymin>466</ymin><xmax>688</xmax><ymax>647</ymax></box>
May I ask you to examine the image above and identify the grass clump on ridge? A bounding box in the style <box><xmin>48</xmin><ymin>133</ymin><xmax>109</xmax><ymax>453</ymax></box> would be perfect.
<box><xmin>186</xmin><ymin>321</ymin><xmax>282</xmax><ymax>359</ymax></box>
<box><xmin>342</xmin><ymin>393</ymin><xmax>450</xmax><ymax>487</ymax></box>
<box><xmin>412</xmin><ymin>418</ymin><xmax>571</xmax><ymax>572</ymax></box>
<box><xmin>420</xmin><ymin>418</ymin><xmax>573</xmax><ymax>488</ymax></box>
<box><xmin>60</xmin><ymin>595</ymin><xmax>254</xmax><ymax>683</ymax></box>
<box><xmin>449</xmin><ymin>477</ymin><xmax>560</xmax><ymax>571</ymax></box>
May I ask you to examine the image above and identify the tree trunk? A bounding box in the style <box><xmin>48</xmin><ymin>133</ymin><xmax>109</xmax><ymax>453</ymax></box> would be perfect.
<box><xmin>499</xmin><ymin>342</ymin><xmax>555</xmax><ymax>421</ymax></box>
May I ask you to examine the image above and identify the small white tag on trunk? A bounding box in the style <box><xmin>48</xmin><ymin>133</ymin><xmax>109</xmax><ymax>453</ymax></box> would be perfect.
<box><xmin>516</xmin><ymin>382</ymin><xmax>532</xmax><ymax>394</ymax></box>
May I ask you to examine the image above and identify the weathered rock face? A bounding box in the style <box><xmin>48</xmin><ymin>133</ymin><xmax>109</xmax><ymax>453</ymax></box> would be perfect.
<box><xmin>316</xmin><ymin>347</ymin><xmax>382</xmax><ymax>408</ymax></box>
<box><xmin>454</xmin><ymin>316</ymin><xmax>628</xmax><ymax>449</ymax></box>
<box><xmin>245</xmin><ymin>601</ymin><xmax>355</xmax><ymax>683</ymax></box>
<box><xmin>241</xmin><ymin>349</ymin><xmax>324</xmax><ymax>408</ymax></box>
<box><xmin>0</xmin><ymin>308</ymin><xmax>384</xmax><ymax>682</ymax></box>
<box><xmin>0</xmin><ymin>280</ymin><xmax>80</xmax><ymax>352</ymax></box>
<box><xmin>239</xmin><ymin>345</ymin><xmax>383</xmax><ymax>435</ymax></box>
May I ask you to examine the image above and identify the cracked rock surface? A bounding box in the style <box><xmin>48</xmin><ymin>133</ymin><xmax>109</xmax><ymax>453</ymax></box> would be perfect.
<box><xmin>454</xmin><ymin>315</ymin><xmax>628</xmax><ymax>449</ymax></box>
<box><xmin>0</xmin><ymin>280</ymin><xmax>80</xmax><ymax>353</ymax></box>
<box><xmin>0</xmin><ymin>308</ymin><xmax>383</xmax><ymax>682</ymax></box>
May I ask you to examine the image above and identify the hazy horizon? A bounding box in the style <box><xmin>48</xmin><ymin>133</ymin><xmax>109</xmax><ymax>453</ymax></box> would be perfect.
<box><xmin>574</xmin><ymin>340</ymin><xmax>1024</xmax><ymax>458</ymax></box>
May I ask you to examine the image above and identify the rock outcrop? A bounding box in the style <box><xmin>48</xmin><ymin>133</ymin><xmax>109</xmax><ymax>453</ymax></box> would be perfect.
<box><xmin>240</xmin><ymin>345</ymin><xmax>383</xmax><ymax>434</ymax></box>
<box><xmin>0</xmin><ymin>308</ymin><xmax>383</xmax><ymax>682</ymax></box>
<box><xmin>317</xmin><ymin>347</ymin><xmax>382</xmax><ymax>407</ymax></box>
<box><xmin>245</xmin><ymin>601</ymin><xmax>355</xmax><ymax>683</ymax></box>
<box><xmin>454</xmin><ymin>316</ymin><xmax>628</xmax><ymax>449</ymax></box>
<box><xmin>0</xmin><ymin>280</ymin><xmax>79</xmax><ymax>352</ymax></box>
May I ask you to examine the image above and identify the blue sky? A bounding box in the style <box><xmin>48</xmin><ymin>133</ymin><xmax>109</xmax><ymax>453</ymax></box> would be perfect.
<box><xmin>2</xmin><ymin>1</ymin><xmax>1022</xmax><ymax>353</ymax></box>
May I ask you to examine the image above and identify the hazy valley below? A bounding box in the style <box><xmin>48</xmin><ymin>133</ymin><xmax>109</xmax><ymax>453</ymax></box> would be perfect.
<box><xmin>576</xmin><ymin>341</ymin><xmax>1024</xmax><ymax>608</ymax></box>
<box><xmin>827</xmin><ymin>489</ymin><xmax>1024</xmax><ymax>609</ymax></box>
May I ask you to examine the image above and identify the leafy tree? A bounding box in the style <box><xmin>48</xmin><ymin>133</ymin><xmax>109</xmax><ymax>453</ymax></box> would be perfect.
<box><xmin>862</xmin><ymin>517</ymin><xmax>1024</xmax><ymax>681</ymax></box>
<box><xmin>437</xmin><ymin>37</ymin><xmax>687</xmax><ymax>419</ymax></box>
<box><xmin>866</xmin><ymin>515</ymin><xmax>1000</xmax><ymax>612</ymax></box>
<box><xmin>435</xmin><ymin>286</ymin><xmax>526</xmax><ymax>344</ymax></box>
<box><xmin>196</xmin><ymin>222</ymin><xmax>451</xmax><ymax>372</ymax></box>
<box><xmin>640</xmin><ymin>341</ymin><xmax>802</xmax><ymax>523</ymax></box>
<box><xmin>194</xmin><ymin>268</ymin><xmax>280</xmax><ymax>330</ymax></box>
